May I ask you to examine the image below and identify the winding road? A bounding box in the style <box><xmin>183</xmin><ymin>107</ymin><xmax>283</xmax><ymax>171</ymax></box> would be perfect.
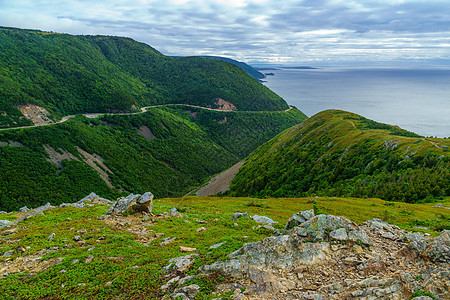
<box><xmin>0</xmin><ymin>104</ymin><xmax>294</xmax><ymax>132</ymax></box>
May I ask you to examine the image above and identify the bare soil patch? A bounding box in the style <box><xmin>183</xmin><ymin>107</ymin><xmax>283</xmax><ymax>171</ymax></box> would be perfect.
<box><xmin>195</xmin><ymin>161</ymin><xmax>244</xmax><ymax>196</ymax></box>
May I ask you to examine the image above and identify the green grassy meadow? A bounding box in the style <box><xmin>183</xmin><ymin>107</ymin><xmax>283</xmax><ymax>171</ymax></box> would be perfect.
<box><xmin>0</xmin><ymin>196</ymin><xmax>448</xmax><ymax>299</ymax></box>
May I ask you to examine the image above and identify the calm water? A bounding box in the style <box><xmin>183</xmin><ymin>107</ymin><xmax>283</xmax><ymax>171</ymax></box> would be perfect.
<box><xmin>262</xmin><ymin>67</ymin><xmax>450</xmax><ymax>138</ymax></box>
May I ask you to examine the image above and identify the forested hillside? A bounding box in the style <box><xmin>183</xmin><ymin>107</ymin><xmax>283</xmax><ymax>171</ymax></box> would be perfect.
<box><xmin>0</xmin><ymin>27</ymin><xmax>287</xmax><ymax>128</ymax></box>
<box><xmin>0</xmin><ymin>106</ymin><xmax>306</xmax><ymax>211</ymax></box>
<box><xmin>228</xmin><ymin>110</ymin><xmax>450</xmax><ymax>203</ymax></box>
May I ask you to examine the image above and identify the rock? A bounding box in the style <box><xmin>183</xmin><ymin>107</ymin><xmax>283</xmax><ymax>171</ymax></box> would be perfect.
<box><xmin>160</xmin><ymin>237</ymin><xmax>176</xmax><ymax>246</ymax></box>
<box><xmin>263</xmin><ymin>224</ymin><xmax>276</xmax><ymax>232</ymax></box>
<box><xmin>164</xmin><ymin>254</ymin><xmax>199</xmax><ymax>272</ymax></box>
<box><xmin>232</xmin><ymin>212</ymin><xmax>249</xmax><ymax>220</ymax></box>
<box><xmin>161</xmin><ymin>276</ymin><xmax>180</xmax><ymax>290</ymax></box>
<box><xmin>422</xmin><ymin>230</ymin><xmax>450</xmax><ymax>263</ymax></box>
<box><xmin>19</xmin><ymin>206</ymin><xmax>30</xmax><ymax>212</ymax></box>
<box><xmin>381</xmin><ymin>231</ymin><xmax>396</xmax><ymax>240</ymax></box>
<box><xmin>78</xmin><ymin>192</ymin><xmax>112</xmax><ymax>205</ymax></box>
<box><xmin>106</xmin><ymin>192</ymin><xmax>154</xmax><ymax>215</ymax></box>
<box><xmin>330</xmin><ymin>228</ymin><xmax>348</xmax><ymax>241</ymax></box>
<box><xmin>292</xmin><ymin>214</ymin><xmax>370</xmax><ymax>244</ymax></box>
<box><xmin>282</xmin><ymin>209</ymin><xmax>315</xmax><ymax>234</ymax></box>
<box><xmin>414</xmin><ymin>226</ymin><xmax>430</xmax><ymax>231</ymax></box>
<box><xmin>365</xmin><ymin>218</ymin><xmax>392</xmax><ymax>230</ymax></box>
<box><xmin>179</xmin><ymin>246</ymin><xmax>197</xmax><ymax>252</ymax></box>
<box><xmin>210</xmin><ymin>242</ymin><xmax>224</xmax><ymax>249</ymax></box>
<box><xmin>404</xmin><ymin>232</ymin><xmax>428</xmax><ymax>252</ymax></box>
<box><xmin>252</xmin><ymin>215</ymin><xmax>277</xmax><ymax>225</ymax></box>
<box><xmin>0</xmin><ymin>220</ymin><xmax>13</xmax><ymax>229</ymax></box>
<box><xmin>3</xmin><ymin>250</ymin><xmax>14</xmax><ymax>257</ymax></box>
<box><xmin>73</xmin><ymin>235</ymin><xmax>82</xmax><ymax>242</ymax></box>
<box><xmin>348</xmin><ymin>229</ymin><xmax>371</xmax><ymax>245</ymax></box>
<box><xmin>173</xmin><ymin>284</ymin><xmax>200</xmax><ymax>298</ymax></box>
<box><xmin>170</xmin><ymin>208</ymin><xmax>178</xmax><ymax>216</ymax></box>
<box><xmin>433</xmin><ymin>203</ymin><xmax>450</xmax><ymax>209</ymax></box>
<box><xmin>85</xmin><ymin>255</ymin><xmax>94</xmax><ymax>263</ymax></box>
<box><xmin>0</xmin><ymin>211</ymin><xmax>7</xmax><ymax>214</ymax></box>
<box><xmin>16</xmin><ymin>246</ymin><xmax>26</xmax><ymax>253</ymax></box>
<box><xmin>196</xmin><ymin>227</ymin><xmax>206</xmax><ymax>232</ymax></box>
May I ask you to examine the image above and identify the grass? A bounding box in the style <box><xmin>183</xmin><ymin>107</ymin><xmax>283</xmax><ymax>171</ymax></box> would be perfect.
<box><xmin>0</xmin><ymin>196</ymin><xmax>449</xmax><ymax>299</ymax></box>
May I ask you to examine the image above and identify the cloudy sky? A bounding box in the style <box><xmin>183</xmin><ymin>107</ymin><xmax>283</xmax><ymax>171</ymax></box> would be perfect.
<box><xmin>1</xmin><ymin>0</ymin><xmax>449</xmax><ymax>64</ymax></box>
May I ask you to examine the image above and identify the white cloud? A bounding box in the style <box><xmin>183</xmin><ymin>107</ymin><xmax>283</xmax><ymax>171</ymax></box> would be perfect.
<box><xmin>0</xmin><ymin>0</ymin><xmax>449</xmax><ymax>63</ymax></box>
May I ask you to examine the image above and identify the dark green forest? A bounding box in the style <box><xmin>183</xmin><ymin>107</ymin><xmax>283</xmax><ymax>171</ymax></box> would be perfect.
<box><xmin>0</xmin><ymin>27</ymin><xmax>288</xmax><ymax>128</ymax></box>
<box><xmin>228</xmin><ymin>110</ymin><xmax>450</xmax><ymax>203</ymax></box>
<box><xmin>0</xmin><ymin>107</ymin><xmax>306</xmax><ymax>211</ymax></box>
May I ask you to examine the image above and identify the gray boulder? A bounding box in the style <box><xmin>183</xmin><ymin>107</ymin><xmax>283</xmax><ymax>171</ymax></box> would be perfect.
<box><xmin>0</xmin><ymin>220</ymin><xmax>13</xmax><ymax>229</ymax></box>
<box><xmin>232</xmin><ymin>212</ymin><xmax>249</xmax><ymax>220</ymax></box>
<box><xmin>282</xmin><ymin>209</ymin><xmax>315</xmax><ymax>234</ymax></box>
<box><xmin>365</xmin><ymin>218</ymin><xmax>392</xmax><ymax>230</ymax></box>
<box><xmin>293</xmin><ymin>214</ymin><xmax>370</xmax><ymax>244</ymax></box>
<box><xmin>423</xmin><ymin>230</ymin><xmax>450</xmax><ymax>263</ymax></box>
<box><xmin>169</xmin><ymin>208</ymin><xmax>178</xmax><ymax>217</ymax></box>
<box><xmin>19</xmin><ymin>206</ymin><xmax>30</xmax><ymax>212</ymax></box>
<box><xmin>106</xmin><ymin>192</ymin><xmax>153</xmax><ymax>215</ymax></box>
<box><xmin>164</xmin><ymin>253</ymin><xmax>199</xmax><ymax>272</ymax></box>
<box><xmin>252</xmin><ymin>215</ymin><xmax>277</xmax><ymax>225</ymax></box>
<box><xmin>403</xmin><ymin>232</ymin><xmax>428</xmax><ymax>252</ymax></box>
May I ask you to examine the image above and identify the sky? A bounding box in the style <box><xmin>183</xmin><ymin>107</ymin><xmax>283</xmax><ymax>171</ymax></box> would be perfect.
<box><xmin>1</xmin><ymin>0</ymin><xmax>450</xmax><ymax>64</ymax></box>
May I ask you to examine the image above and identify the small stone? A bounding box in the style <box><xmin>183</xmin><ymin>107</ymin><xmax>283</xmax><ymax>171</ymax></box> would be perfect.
<box><xmin>179</xmin><ymin>246</ymin><xmax>197</xmax><ymax>252</ymax></box>
<box><xmin>16</xmin><ymin>246</ymin><xmax>26</xmax><ymax>253</ymax></box>
<box><xmin>60</xmin><ymin>269</ymin><xmax>66</xmax><ymax>273</ymax></box>
<box><xmin>183</xmin><ymin>220</ymin><xmax>191</xmax><ymax>223</ymax></box>
<box><xmin>263</xmin><ymin>225</ymin><xmax>276</xmax><ymax>231</ymax></box>
<box><xmin>3</xmin><ymin>250</ymin><xmax>14</xmax><ymax>257</ymax></box>
<box><xmin>85</xmin><ymin>255</ymin><xmax>94</xmax><ymax>263</ymax></box>
<box><xmin>105</xmin><ymin>281</ymin><xmax>113</xmax><ymax>287</ymax></box>
<box><xmin>232</xmin><ymin>212</ymin><xmax>249</xmax><ymax>220</ymax></box>
<box><xmin>170</xmin><ymin>208</ymin><xmax>178</xmax><ymax>216</ymax></box>
<box><xmin>19</xmin><ymin>206</ymin><xmax>30</xmax><ymax>212</ymax></box>
<box><xmin>381</xmin><ymin>231</ymin><xmax>396</xmax><ymax>240</ymax></box>
<box><xmin>73</xmin><ymin>235</ymin><xmax>82</xmax><ymax>242</ymax></box>
<box><xmin>88</xmin><ymin>246</ymin><xmax>95</xmax><ymax>251</ymax></box>
<box><xmin>354</xmin><ymin>245</ymin><xmax>364</xmax><ymax>254</ymax></box>
<box><xmin>344</xmin><ymin>257</ymin><xmax>359</xmax><ymax>265</ymax></box>
<box><xmin>47</xmin><ymin>233</ymin><xmax>55</xmax><ymax>240</ymax></box>
<box><xmin>210</xmin><ymin>242</ymin><xmax>224</xmax><ymax>249</ymax></box>
<box><xmin>196</xmin><ymin>227</ymin><xmax>206</xmax><ymax>232</ymax></box>
<box><xmin>72</xmin><ymin>259</ymin><xmax>79</xmax><ymax>264</ymax></box>
<box><xmin>234</xmin><ymin>223</ymin><xmax>239</xmax><ymax>227</ymax></box>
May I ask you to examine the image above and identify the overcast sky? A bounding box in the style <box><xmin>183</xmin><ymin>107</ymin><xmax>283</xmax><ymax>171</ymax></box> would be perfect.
<box><xmin>1</xmin><ymin>0</ymin><xmax>450</xmax><ymax>64</ymax></box>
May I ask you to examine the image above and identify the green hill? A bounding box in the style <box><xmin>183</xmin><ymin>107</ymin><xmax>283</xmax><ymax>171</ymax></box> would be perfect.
<box><xmin>0</xmin><ymin>106</ymin><xmax>306</xmax><ymax>211</ymax></box>
<box><xmin>228</xmin><ymin>110</ymin><xmax>450</xmax><ymax>203</ymax></box>
<box><xmin>201</xmin><ymin>56</ymin><xmax>265</xmax><ymax>80</ymax></box>
<box><xmin>0</xmin><ymin>27</ymin><xmax>288</xmax><ymax>128</ymax></box>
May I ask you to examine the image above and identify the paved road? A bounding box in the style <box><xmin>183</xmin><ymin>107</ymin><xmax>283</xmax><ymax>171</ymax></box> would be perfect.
<box><xmin>0</xmin><ymin>104</ymin><xmax>294</xmax><ymax>132</ymax></box>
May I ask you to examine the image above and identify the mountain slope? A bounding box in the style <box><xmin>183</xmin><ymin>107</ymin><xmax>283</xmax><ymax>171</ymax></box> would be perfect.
<box><xmin>0</xmin><ymin>106</ymin><xmax>306</xmax><ymax>211</ymax></box>
<box><xmin>228</xmin><ymin>110</ymin><xmax>450</xmax><ymax>202</ymax></box>
<box><xmin>0</xmin><ymin>27</ymin><xmax>288</xmax><ymax>128</ymax></box>
<box><xmin>201</xmin><ymin>56</ymin><xmax>265</xmax><ymax>80</ymax></box>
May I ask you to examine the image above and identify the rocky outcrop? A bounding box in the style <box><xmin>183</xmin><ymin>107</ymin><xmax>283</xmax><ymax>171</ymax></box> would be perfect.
<box><xmin>201</xmin><ymin>211</ymin><xmax>449</xmax><ymax>299</ymax></box>
<box><xmin>0</xmin><ymin>220</ymin><xmax>13</xmax><ymax>229</ymax></box>
<box><xmin>106</xmin><ymin>192</ymin><xmax>153</xmax><ymax>215</ymax></box>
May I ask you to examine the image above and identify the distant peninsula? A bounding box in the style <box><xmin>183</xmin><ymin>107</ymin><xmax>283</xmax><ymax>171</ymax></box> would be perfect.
<box><xmin>255</xmin><ymin>66</ymin><xmax>318</xmax><ymax>71</ymax></box>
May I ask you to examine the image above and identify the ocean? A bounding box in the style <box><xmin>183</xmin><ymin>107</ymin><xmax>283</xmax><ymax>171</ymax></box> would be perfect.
<box><xmin>262</xmin><ymin>66</ymin><xmax>450</xmax><ymax>138</ymax></box>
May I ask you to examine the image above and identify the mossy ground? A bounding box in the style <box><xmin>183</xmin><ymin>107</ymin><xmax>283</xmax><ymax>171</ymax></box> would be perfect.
<box><xmin>0</xmin><ymin>196</ymin><xmax>449</xmax><ymax>299</ymax></box>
